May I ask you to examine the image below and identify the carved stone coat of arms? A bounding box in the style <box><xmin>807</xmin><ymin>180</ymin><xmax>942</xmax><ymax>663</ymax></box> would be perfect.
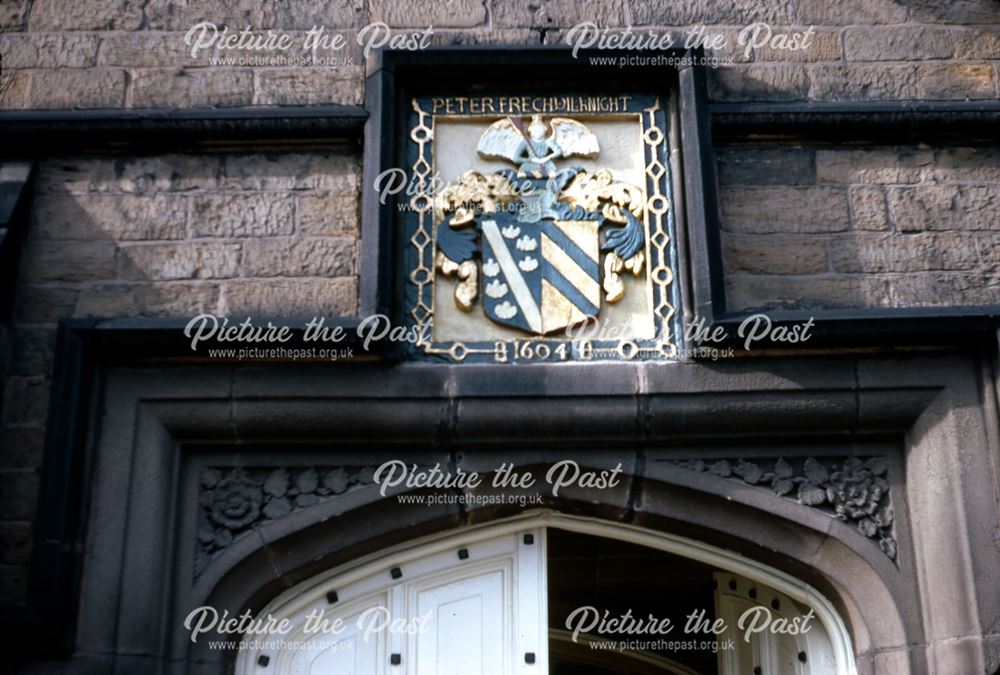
<box><xmin>404</xmin><ymin>95</ymin><xmax>680</xmax><ymax>363</ymax></box>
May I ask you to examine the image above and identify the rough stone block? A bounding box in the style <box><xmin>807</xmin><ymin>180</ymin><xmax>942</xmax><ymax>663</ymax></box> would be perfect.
<box><xmin>727</xmin><ymin>274</ymin><xmax>893</xmax><ymax>310</ymax></box>
<box><xmin>370</xmin><ymin>0</ymin><xmax>486</xmax><ymax>27</ymax></box>
<box><xmin>297</xmin><ymin>192</ymin><xmax>359</xmax><ymax>236</ymax></box>
<box><xmin>0</xmin><ymin>428</ymin><xmax>45</xmax><ymax>469</ymax></box>
<box><xmin>14</xmin><ymin>286</ymin><xmax>79</xmax><ymax>323</ymax></box>
<box><xmin>849</xmin><ymin>186</ymin><xmax>890</xmax><ymax>231</ymax></box>
<box><xmin>192</xmin><ymin>194</ymin><xmax>294</xmax><ymax>237</ymax></box>
<box><xmin>809</xmin><ymin>64</ymin><xmax>919</xmax><ymax>101</ymax></box>
<box><xmin>829</xmin><ymin>233</ymin><xmax>980</xmax><ymax>273</ymax></box>
<box><xmin>910</xmin><ymin>0</ymin><xmax>1000</xmax><ymax>24</ymax></box>
<box><xmin>493</xmin><ymin>0</ymin><xmax>625</xmax><ymax>28</ymax></box>
<box><xmin>0</xmin><ymin>33</ymin><xmax>100</xmax><ymax>68</ymax></box>
<box><xmin>633</xmin><ymin>0</ymin><xmax>794</xmax><ymax>25</ymax></box>
<box><xmin>798</xmin><ymin>0</ymin><xmax>906</xmax><ymax>24</ymax></box>
<box><xmin>934</xmin><ymin>147</ymin><xmax>1000</xmax><ymax>182</ymax></box>
<box><xmin>118</xmin><ymin>242</ymin><xmax>242</xmax><ymax>280</ymax></box>
<box><xmin>241</xmin><ymin>237</ymin><xmax>356</xmax><ymax>277</ymax></box>
<box><xmin>816</xmin><ymin>148</ymin><xmax>934</xmax><ymax>185</ymax></box>
<box><xmin>29</xmin><ymin>69</ymin><xmax>126</xmax><ymax>109</ymax></box>
<box><xmin>28</xmin><ymin>0</ymin><xmax>143</xmax><ymax>30</ymax></box>
<box><xmin>720</xmin><ymin>187</ymin><xmax>850</xmax><ymax>233</ymax></box>
<box><xmin>1</xmin><ymin>377</ymin><xmax>49</xmax><ymax>428</ymax></box>
<box><xmin>0</xmin><ymin>0</ymin><xmax>28</xmax><ymax>31</ymax></box>
<box><xmin>221</xmin><ymin>153</ymin><xmax>359</xmax><ymax>192</ymax></box>
<box><xmin>132</xmin><ymin>68</ymin><xmax>253</xmax><ymax>108</ymax></box>
<box><xmin>0</xmin><ymin>523</ymin><xmax>32</xmax><ymax>565</ymax></box>
<box><xmin>32</xmin><ymin>194</ymin><xmax>188</xmax><ymax>241</ymax></box>
<box><xmin>222</xmin><ymin>277</ymin><xmax>358</xmax><ymax>316</ymax></box>
<box><xmin>723</xmin><ymin>235</ymin><xmax>829</xmax><ymax>274</ymax></box>
<box><xmin>22</xmin><ymin>240</ymin><xmax>117</xmax><ymax>283</ymax></box>
<box><xmin>752</xmin><ymin>29</ymin><xmax>841</xmax><ymax>62</ymax></box>
<box><xmin>916</xmin><ymin>63</ymin><xmax>996</xmax><ymax>100</ymax></box>
<box><xmin>844</xmin><ymin>27</ymin><xmax>958</xmax><ymax>61</ymax></box>
<box><xmin>716</xmin><ymin>147</ymin><xmax>815</xmax><ymax>186</ymax></box>
<box><xmin>0</xmin><ymin>71</ymin><xmax>30</xmax><ymax>110</ymax></box>
<box><xmin>253</xmin><ymin>67</ymin><xmax>363</xmax><ymax>106</ymax></box>
<box><xmin>709</xmin><ymin>64</ymin><xmax>809</xmax><ymax>102</ymax></box>
<box><xmin>888</xmin><ymin>185</ymin><xmax>1000</xmax><ymax>232</ymax></box>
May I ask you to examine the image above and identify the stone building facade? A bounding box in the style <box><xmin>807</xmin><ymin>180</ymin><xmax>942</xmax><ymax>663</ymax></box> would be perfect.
<box><xmin>0</xmin><ymin>1</ymin><xmax>999</xmax><ymax>674</ymax></box>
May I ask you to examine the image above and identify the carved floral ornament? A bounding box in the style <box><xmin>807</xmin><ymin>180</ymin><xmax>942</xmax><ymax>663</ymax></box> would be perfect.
<box><xmin>672</xmin><ymin>456</ymin><xmax>897</xmax><ymax>560</ymax></box>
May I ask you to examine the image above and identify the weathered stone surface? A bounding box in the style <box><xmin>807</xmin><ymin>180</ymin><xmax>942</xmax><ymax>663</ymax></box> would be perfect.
<box><xmin>888</xmin><ymin>185</ymin><xmax>1000</xmax><ymax>231</ymax></box>
<box><xmin>0</xmin><ymin>71</ymin><xmax>30</xmax><ymax>110</ymax></box>
<box><xmin>0</xmin><ymin>428</ymin><xmax>45</xmax><ymax>469</ymax></box>
<box><xmin>716</xmin><ymin>148</ymin><xmax>815</xmax><ymax>186</ymax></box>
<box><xmin>849</xmin><ymin>186</ymin><xmax>890</xmax><ymax>231</ymax></box>
<box><xmin>493</xmin><ymin>0</ymin><xmax>625</xmax><ymax>28</ymax></box>
<box><xmin>28</xmin><ymin>0</ymin><xmax>143</xmax><ymax>30</ymax></box>
<box><xmin>844</xmin><ymin>27</ymin><xmax>958</xmax><ymax>61</ymax></box>
<box><xmin>22</xmin><ymin>240</ymin><xmax>117</xmax><ymax>283</ymax></box>
<box><xmin>15</xmin><ymin>286</ymin><xmax>79</xmax><ymax>323</ymax></box>
<box><xmin>934</xmin><ymin>148</ymin><xmax>1000</xmax><ymax>182</ymax></box>
<box><xmin>29</xmin><ymin>69</ymin><xmax>127</xmax><ymax>109</ymax></box>
<box><xmin>751</xmin><ymin>28</ymin><xmax>841</xmax><ymax>62</ymax></box>
<box><xmin>73</xmin><ymin>282</ymin><xmax>223</xmax><ymax>317</ymax></box>
<box><xmin>916</xmin><ymin>63</ymin><xmax>996</xmax><ymax>99</ymax></box>
<box><xmin>0</xmin><ymin>0</ymin><xmax>28</xmax><ymax>31</ymax></box>
<box><xmin>0</xmin><ymin>524</ymin><xmax>32</xmax><ymax>565</ymax></box>
<box><xmin>297</xmin><ymin>192</ymin><xmax>359</xmax><ymax>236</ymax></box>
<box><xmin>10</xmin><ymin>326</ymin><xmax>56</xmax><ymax>376</ymax></box>
<box><xmin>954</xmin><ymin>28</ymin><xmax>1000</xmax><ymax>59</ymax></box>
<box><xmin>371</xmin><ymin>0</ymin><xmax>486</xmax><ymax>27</ymax></box>
<box><xmin>254</xmin><ymin>67</ymin><xmax>364</xmax><ymax>105</ymax></box>
<box><xmin>723</xmin><ymin>235</ymin><xmax>828</xmax><ymax>274</ymax></box>
<box><xmin>0</xmin><ymin>33</ymin><xmax>100</xmax><ymax>68</ymax></box>
<box><xmin>809</xmin><ymin>64</ymin><xmax>920</xmax><ymax>101</ymax></box>
<box><xmin>32</xmin><ymin>194</ymin><xmax>188</xmax><ymax>241</ymax></box>
<box><xmin>192</xmin><ymin>194</ymin><xmax>294</xmax><ymax>237</ymax></box>
<box><xmin>816</xmin><ymin>148</ymin><xmax>934</xmax><ymax>185</ymax></box>
<box><xmin>221</xmin><ymin>153</ymin><xmax>359</xmax><ymax>192</ymax></box>
<box><xmin>1</xmin><ymin>377</ymin><xmax>48</xmax><ymax>428</ymax></box>
<box><xmin>98</xmin><ymin>32</ymin><xmax>222</xmax><ymax>68</ymax></box>
<box><xmin>242</xmin><ymin>238</ymin><xmax>356</xmax><ymax>277</ymax></box>
<box><xmin>118</xmin><ymin>242</ymin><xmax>242</xmax><ymax>280</ymax></box>
<box><xmin>132</xmin><ymin>68</ymin><xmax>254</xmax><ymax>108</ymax></box>
<box><xmin>437</xmin><ymin>29</ymin><xmax>540</xmax><ymax>47</ymax></box>
<box><xmin>910</xmin><ymin>0</ymin><xmax>1000</xmax><ymax>24</ymax></box>
<box><xmin>145</xmin><ymin>0</ymin><xmax>365</xmax><ymax>30</ymax></box>
<box><xmin>222</xmin><ymin>277</ymin><xmax>358</xmax><ymax>316</ymax></box>
<box><xmin>889</xmin><ymin>272</ymin><xmax>1000</xmax><ymax>306</ymax></box>
<box><xmin>829</xmin><ymin>233</ymin><xmax>980</xmax><ymax>273</ymax></box>
<box><xmin>976</xmin><ymin>234</ymin><xmax>1000</xmax><ymax>268</ymax></box>
<box><xmin>709</xmin><ymin>64</ymin><xmax>809</xmax><ymax>102</ymax></box>
<box><xmin>798</xmin><ymin>0</ymin><xmax>906</xmax><ymax>24</ymax></box>
<box><xmin>727</xmin><ymin>274</ymin><xmax>893</xmax><ymax>310</ymax></box>
<box><xmin>720</xmin><ymin>187</ymin><xmax>850</xmax><ymax>233</ymax></box>
<box><xmin>633</xmin><ymin>0</ymin><xmax>794</xmax><ymax>25</ymax></box>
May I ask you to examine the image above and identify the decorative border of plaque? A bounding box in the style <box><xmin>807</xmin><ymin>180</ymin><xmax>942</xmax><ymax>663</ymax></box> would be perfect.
<box><xmin>401</xmin><ymin>93</ymin><xmax>682</xmax><ymax>363</ymax></box>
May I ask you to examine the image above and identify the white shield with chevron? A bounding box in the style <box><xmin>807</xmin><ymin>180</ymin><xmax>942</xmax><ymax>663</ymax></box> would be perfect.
<box><xmin>480</xmin><ymin>214</ymin><xmax>601</xmax><ymax>335</ymax></box>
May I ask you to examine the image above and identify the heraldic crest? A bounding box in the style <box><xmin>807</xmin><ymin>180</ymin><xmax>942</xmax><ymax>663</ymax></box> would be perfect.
<box><xmin>433</xmin><ymin>114</ymin><xmax>649</xmax><ymax>335</ymax></box>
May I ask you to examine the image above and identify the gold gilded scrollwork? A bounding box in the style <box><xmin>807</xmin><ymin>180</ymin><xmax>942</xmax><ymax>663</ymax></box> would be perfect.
<box><xmin>560</xmin><ymin>169</ymin><xmax>651</xmax><ymax>303</ymax></box>
<box><xmin>434</xmin><ymin>170</ymin><xmax>519</xmax><ymax>310</ymax></box>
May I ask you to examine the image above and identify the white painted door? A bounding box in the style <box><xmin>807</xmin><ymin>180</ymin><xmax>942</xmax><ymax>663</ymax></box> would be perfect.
<box><xmin>235</xmin><ymin>528</ymin><xmax>547</xmax><ymax>675</ymax></box>
<box><xmin>714</xmin><ymin>571</ymin><xmax>837</xmax><ymax>675</ymax></box>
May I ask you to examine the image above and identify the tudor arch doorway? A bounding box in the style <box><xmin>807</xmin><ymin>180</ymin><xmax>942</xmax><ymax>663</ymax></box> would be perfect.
<box><xmin>234</xmin><ymin>514</ymin><xmax>854</xmax><ymax>675</ymax></box>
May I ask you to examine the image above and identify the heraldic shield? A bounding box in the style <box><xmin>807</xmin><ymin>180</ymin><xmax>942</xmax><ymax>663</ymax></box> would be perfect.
<box><xmin>480</xmin><ymin>213</ymin><xmax>601</xmax><ymax>335</ymax></box>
